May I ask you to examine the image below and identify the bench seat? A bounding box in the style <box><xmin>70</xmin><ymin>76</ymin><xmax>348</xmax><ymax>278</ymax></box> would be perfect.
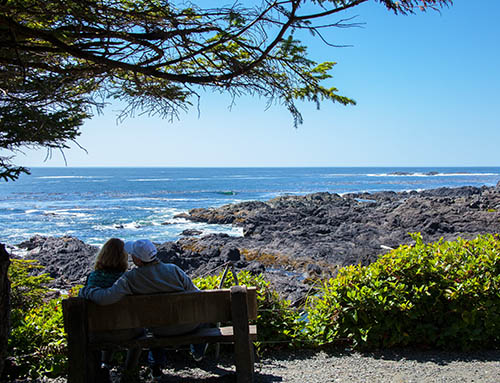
<box><xmin>90</xmin><ymin>325</ymin><xmax>258</xmax><ymax>350</ymax></box>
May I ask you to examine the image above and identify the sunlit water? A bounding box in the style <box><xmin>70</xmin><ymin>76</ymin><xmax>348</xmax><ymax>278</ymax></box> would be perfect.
<box><xmin>0</xmin><ymin>167</ymin><xmax>498</xmax><ymax>246</ymax></box>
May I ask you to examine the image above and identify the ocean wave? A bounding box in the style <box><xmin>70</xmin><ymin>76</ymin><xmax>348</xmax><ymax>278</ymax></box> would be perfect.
<box><xmin>127</xmin><ymin>178</ymin><xmax>172</xmax><ymax>182</ymax></box>
<box><xmin>43</xmin><ymin>210</ymin><xmax>93</xmax><ymax>219</ymax></box>
<box><xmin>339</xmin><ymin>188</ymin><xmax>427</xmax><ymax>196</ymax></box>
<box><xmin>173</xmin><ymin>221</ymin><xmax>244</xmax><ymax>237</ymax></box>
<box><xmin>438</xmin><ymin>173</ymin><xmax>498</xmax><ymax>177</ymax></box>
<box><xmin>266</xmin><ymin>191</ymin><xmax>310</xmax><ymax>197</ymax></box>
<box><xmin>320</xmin><ymin>174</ymin><xmax>365</xmax><ymax>178</ymax></box>
<box><xmin>223</xmin><ymin>175</ymin><xmax>282</xmax><ymax>180</ymax></box>
<box><xmin>95</xmin><ymin>221</ymin><xmax>145</xmax><ymax>231</ymax></box>
<box><xmin>366</xmin><ymin>172</ymin><xmax>498</xmax><ymax>177</ymax></box>
<box><xmin>203</xmin><ymin>225</ymin><xmax>243</xmax><ymax>237</ymax></box>
<box><xmin>177</xmin><ymin>177</ymin><xmax>213</xmax><ymax>181</ymax></box>
<box><xmin>37</xmin><ymin>176</ymin><xmax>111</xmax><ymax>179</ymax></box>
<box><xmin>117</xmin><ymin>197</ymin><xmax>173</xmax><ymax>202</ymax></box>
<box><xmin>6</xmin><ymin>245</ymin><xmax>30</xmax><ymax>258</ymax></box>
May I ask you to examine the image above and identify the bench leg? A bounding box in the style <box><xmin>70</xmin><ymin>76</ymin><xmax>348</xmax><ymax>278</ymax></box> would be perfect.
<box><xmin>231</xmin><ymin>286</ymin><xmax>254</xmax><ymax>383</ymax></box>
<box><xmin>66</xmin><ymin>337</ymin><xmax>99</xmax><ymax>383</ymax></box>
<box><xmin>63</xmin><ymin>299</ymin><xmax>98</xmax><ymax>383</ymax></box>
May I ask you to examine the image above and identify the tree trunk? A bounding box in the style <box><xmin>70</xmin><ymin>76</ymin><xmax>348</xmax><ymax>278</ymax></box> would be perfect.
<box><xmin>0</xmin><ymin>243</ymin><xmax>11</xmax><ymax>377</ymax></box>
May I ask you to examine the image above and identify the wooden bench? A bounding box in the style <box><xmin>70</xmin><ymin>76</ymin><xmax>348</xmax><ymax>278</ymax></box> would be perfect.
<box><xmin>62</xmin><ymin>286</ymin><xmax>257</xmax><ymax>383</ymax></box>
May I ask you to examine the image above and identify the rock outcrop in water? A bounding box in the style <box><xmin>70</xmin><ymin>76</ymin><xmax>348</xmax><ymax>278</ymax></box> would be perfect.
<box><xmin>13</xmin><ymin>185</ymin><xmax>500</xmax><ymax>304</ymax></box>
<box><xmin>176</xmin><ymin>185</ymin><xmax>500</xmax><ymax>265</ymax></box>
<box><xmin>16</xmin><ymin>235</ymin><xmax>98</xmax><ymax>289</ymax></box>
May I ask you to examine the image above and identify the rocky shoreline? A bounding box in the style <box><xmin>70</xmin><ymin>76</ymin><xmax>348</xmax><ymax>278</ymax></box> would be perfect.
<box><xmin>9</xmin><ymin>184</ymin><xmax>500</xmax><ymax>303</ymax></box>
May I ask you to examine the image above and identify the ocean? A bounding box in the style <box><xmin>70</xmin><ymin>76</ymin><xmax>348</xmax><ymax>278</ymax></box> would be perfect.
<box><xmin>0</xmin><ymin>167</ymin><xmax>499</xmax><ymax>246</ymax></box>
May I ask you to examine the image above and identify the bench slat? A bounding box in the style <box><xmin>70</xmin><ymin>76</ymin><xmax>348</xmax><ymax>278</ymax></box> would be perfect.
<box><xmin>84</xmin><ymin>287</ymin><xmax>257</xmax><ymax>332</ymax></box>
<box><xmin>89</xmin><ymin>325</ymin><xmax>257</xmax><ymax>350</ymax></box>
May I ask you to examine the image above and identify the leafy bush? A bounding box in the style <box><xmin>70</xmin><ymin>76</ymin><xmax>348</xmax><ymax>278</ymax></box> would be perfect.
<box><xmin>194</xmin><ymin>270</ymin><xmax>304</xmax><ymax>348</ymax></box>
<box><xmin>7</xmin><ymin>259</ymin><xmax>69</xmax><ymax>378</ymax></box>
<box><xmin>305</xmin><ymin>234</ymin><xmax>500</xmax><ymax>350</ymax></box>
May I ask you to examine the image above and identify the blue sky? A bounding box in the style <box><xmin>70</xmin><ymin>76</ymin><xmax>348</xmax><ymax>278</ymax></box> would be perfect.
<box><xmin>15</xmin><ymin>1</ymin><xmax>500</xmax><ymax>167</ymax></box>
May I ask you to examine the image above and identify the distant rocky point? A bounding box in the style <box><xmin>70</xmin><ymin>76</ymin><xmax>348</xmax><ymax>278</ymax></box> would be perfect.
<box><xmin>388</xmin><ymin>171</ymin><xmax>440</xmax><ymax>176</ymax></box>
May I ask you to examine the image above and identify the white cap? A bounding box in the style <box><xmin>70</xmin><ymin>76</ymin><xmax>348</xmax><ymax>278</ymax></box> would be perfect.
<box><xmin>124</xmin><ymin>239</ymin><xmax>158</xmax><ymax>262</ymax></box>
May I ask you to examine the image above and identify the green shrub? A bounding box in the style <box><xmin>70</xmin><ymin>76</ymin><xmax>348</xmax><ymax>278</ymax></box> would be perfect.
<box><xmin>305</xmin><ymin>234</ymin><xmax>500</xmax><ymax>350</ymax></box>
<box><xmin>194</xmin><ymin>270</ymin><xmax>304</xmax><ymax>348</ymax></box>
<box><xmin>7</xmin><ymin>259</ymin><xmax>68</xmax><ymax>378</ymax></box>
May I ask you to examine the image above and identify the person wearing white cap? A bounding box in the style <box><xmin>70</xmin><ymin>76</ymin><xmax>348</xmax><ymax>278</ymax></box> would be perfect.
<box><xmin>79</xmin><ymin>239</ymin><xmax>205</xmax><ymax>380</ymax></box>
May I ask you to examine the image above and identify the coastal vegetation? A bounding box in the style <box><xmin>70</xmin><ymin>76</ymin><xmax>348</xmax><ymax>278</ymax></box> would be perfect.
<box><xmin>3</xmin><ymin>233</ymin><xmax>498</xmax><ymax>379</ymax></box>
<box><xmin>6</xmin><ymin>259</ymin><xmax>69</xmax><ymax>378</ymax></box>
<box><xmin>306</xmin><ymin>233</ymin><xmax>500</xmax><ymax>350</ymax></box>
<box><xmin>0</xmin><ymin>0</ymin><xmax>453</xmax><ymax>181</ymax></box>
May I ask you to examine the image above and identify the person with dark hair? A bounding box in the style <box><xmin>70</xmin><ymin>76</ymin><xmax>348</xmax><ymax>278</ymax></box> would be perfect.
<box><xmin>82</xmin><ymin>238</ymin><xmax>140</xmax><ymax>383</ymax></box>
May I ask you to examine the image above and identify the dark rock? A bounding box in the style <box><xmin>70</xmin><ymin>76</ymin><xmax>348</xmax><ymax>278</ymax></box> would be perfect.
<box><xmin>157</xmin><ymin>242</ymin><xmax>181</xmax><ymax>263</ymax></box>
<box><xmin>17</xmin><ymin>236</ymin><xmax>98</xmax><ymax>289</ymax></box>
<box><xmin>178</xmin><ymin>185</ymin><xmax>500</xmax><ymax>272</ymax></box>
<box><xmin>199</xmin><ymin>246</ymin><xmax>221</xmax><ymax>258</ymax></box>
<box><xmin>247</xmin><ymin>261</ymin><xmax>265</xmax><ymax>275</ymax></box>
<box><xmin>306</xmin><ymin>263</ymin><xmax>322</xmax><ymax>276</ymax></box>
<box><xmin>221</xmin><ymin>246</ymin><xmax>241</xmax><ymax>262</ymax></box>
<box><xmin>180</xmin><ymin>229</ymin><xmax>203</xmax><ymax>236</ymax></box>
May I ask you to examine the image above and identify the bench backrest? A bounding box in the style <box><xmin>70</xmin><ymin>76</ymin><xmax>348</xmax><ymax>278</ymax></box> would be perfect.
<box><xmin>63</xmin><ymin>287</ymin><xmax>257</xmax><ymax>332</ymax></box>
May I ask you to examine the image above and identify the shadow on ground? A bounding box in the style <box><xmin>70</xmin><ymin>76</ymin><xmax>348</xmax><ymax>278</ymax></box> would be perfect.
<box><xmin>256</xmin><ymin>347</ymin><xmax>500</xmax><ymax>366</ymax></box>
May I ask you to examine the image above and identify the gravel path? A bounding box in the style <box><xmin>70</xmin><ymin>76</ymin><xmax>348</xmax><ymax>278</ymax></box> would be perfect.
<box><xmin>103</xmin><ymin>347</ymin><xmax>500</xmax><ymax>383</ymax></box>
<box><xmin>16</xmin><ymin>348</ymin><xmax>499</xmax><ymax>382</ymax></box>
<box><xmin>252</xmin><ymin>349</ymin><xmax>500</xmax><ymax>383</ymax></box>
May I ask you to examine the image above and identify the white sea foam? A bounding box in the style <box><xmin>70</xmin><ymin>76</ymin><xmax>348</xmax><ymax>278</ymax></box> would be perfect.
<box><xmin>261</xmin><ymin>191</ymin><xmax>309</xmax><ymax>198</ymax></box>
<box><xmin>6</xmin><ymin>245</ymin><xmax>29</xmax><ymax>258</ymax></box>
<box><xmin>94</xmin><ymin>221</ymin><xmax>144</xmax><ymax>230</ymax></box>
<box><xmin>122</xmin><ymin>222</ymin><xmax>143</xmax><ymax>229</ymax></box>
<box><xmin>87</xmin><ymin>238</ymin><xmax>106</xmax><ymax>246</ymax></box>
<box><xmin>173</xmin><ymin>221</ymin><xmax>244</xmax><ymax>237</ymax></box>
<box><xmin>202</xmin><ymin>225</ymin><xmax>243</xmax><ymax>237</ymax></box>
<box><xmin>43</xmin><ymin>209</ymin><xmax>93</xmax><ymax>219</ymax></box>
<box><xmin>437</xmin><ymin>172</ymin><xmax>498</xmax><ymax>177</ymax></box>
<box><xmin>169</xmin><ymin>217</ymin><xmax>190</xmax><ymax>224</ymax></box>
<box><xmin>366</xmin><ymin>172</ymin><xmax>498</xmax><ymax>177</ymax></box>
<box><xmin>178</xmin><ymin>177</ymin><xmax>213</xmax><ymax>181</ymax></box>
<box><xmin>127</xmin><ymin>178</ymin><xmax>172</xmax><ymax>182</ymax></box>
<box><xmin>338</xmin><ymin>188</ymin><xmax>427</xmax><ymax>196</ymax></box>
<box><xmin>223</xmin><ymin>176</ymin><xmax>281</xmax><ymax>180</ymax></box>
<box><xmin>366</xmin><ymin>173</ymin><xmax>429</xmax><ymax>177</ymax></box>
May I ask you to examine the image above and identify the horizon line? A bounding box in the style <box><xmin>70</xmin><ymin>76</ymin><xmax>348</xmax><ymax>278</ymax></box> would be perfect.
<box><xmin>23</xmin><ymin>165</ymin><xmax>500</xmax><ymax>169</ymax></box>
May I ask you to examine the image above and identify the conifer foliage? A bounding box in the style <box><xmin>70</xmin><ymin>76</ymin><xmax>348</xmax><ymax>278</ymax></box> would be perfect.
<box><xmin>0</xmin><ymin>0</ymin><xmax>452</xmax><ymax>180</ymax></box>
